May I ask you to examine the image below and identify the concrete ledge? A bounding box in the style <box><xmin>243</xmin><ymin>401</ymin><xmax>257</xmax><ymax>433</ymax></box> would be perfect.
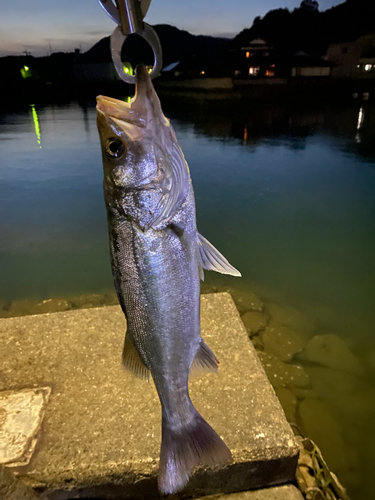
<box><xmin>196</xmin><ymin>484</ymin><xmax>303</xmax><ymax>500</ymax></box>
<box><xmin>0</xmin><ymin>293</ymin><xmax>298</xmax><ymax>499</ymax></box>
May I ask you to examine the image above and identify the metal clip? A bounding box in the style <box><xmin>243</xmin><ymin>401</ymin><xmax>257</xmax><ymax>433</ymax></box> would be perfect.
<box><xmin>98</xmin><ymin>0</ymin><xmax>162</xmax><ymax>84</ymax></box>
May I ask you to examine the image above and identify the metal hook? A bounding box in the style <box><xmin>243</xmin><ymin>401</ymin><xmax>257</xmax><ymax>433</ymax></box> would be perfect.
<box><xmin>110</xmin><ymin>24</ymin><xmax>162</xmax><ymax>84</ymax></box>
<box><xmin>98</xmin><ymin>0</ymin><xmax>162</xmax><ymax>84</ymax></box>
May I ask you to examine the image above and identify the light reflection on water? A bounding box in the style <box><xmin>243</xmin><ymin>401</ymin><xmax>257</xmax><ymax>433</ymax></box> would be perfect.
<box><xmin>1</xmin><ymin>97</ymin><xmax>375</xmax><ymax>498</ymax></box>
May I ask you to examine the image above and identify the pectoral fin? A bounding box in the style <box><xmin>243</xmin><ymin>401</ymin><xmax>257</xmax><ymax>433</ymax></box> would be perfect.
<box><xmin>190</xmin><ymin>339</ymin><xmax>219</xmax><ymax>378</ymax></box>
<box><xmin>197</xmin><ymin>233</ymin><xmax>241</xmax><ymax>278</ymax></box>
<box><xmin>122</xmin><ymin>334</ymin><xmax>150</xmax><ymax>381</ymax></box>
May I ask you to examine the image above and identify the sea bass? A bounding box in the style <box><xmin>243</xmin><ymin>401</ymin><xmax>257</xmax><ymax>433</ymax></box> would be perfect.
<box><xmin>96</xmin><ymin>65</ymin><xmax>241</xmax><ymax>495</ymax></box>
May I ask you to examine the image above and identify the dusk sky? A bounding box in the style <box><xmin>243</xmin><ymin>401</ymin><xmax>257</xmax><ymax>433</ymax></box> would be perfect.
<box><xmin>1</xmin><ymin>0</ymin><xmax>343</xmax><ymax>57</ymax></box>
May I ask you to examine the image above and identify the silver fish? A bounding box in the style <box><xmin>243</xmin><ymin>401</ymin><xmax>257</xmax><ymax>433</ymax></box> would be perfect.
<box><xmin>96</xmin><ymin>65</ymin><xmax>241</xmax><ymax>495</ymax></box>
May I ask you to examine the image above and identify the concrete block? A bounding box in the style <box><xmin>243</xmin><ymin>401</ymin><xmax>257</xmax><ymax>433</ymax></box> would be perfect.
<box><xmin>196</xmin><ymin>484</ymin><xmax>304</xmax><ymax>500</ymax></box>
<box><xmin>0</xmin><ymin>466</ymin><xmax>41</xmax><ymax>500</ymax></box>
<box><xmin>0</xmin><ymin>293</ymin><xmax>298</xmax><ymax>499</ymax></box>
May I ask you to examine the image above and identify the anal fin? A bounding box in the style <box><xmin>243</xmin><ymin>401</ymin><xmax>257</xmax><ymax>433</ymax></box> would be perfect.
<box><xmin>122</xmin><ymin>334</ymin><xmax>150</xmax><ymax>382</ymax></box>
<box><xmin>190</xmin><ymin>339</ymin><xmax>219</xmax><ymax>378</ymax></box>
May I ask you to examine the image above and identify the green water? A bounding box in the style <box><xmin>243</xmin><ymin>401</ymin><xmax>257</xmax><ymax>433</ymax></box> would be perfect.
<box><xmin>1</xmin><ymin>96</ymin><xmax>375</xmax><ymax>498</ymax></box>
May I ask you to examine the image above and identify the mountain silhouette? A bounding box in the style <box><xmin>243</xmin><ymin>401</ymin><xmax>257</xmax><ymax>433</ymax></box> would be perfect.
<box><xmin>81</xmin><ymin>24</ymin><xmax>229</xmax><ymax>68</ymax></box>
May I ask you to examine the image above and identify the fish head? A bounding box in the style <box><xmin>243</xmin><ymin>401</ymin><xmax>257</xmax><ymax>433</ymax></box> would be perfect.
<box><xmin>97</xmin><ymin>65</ymin><xmax>190</xmax><ymax>228</ymax></box>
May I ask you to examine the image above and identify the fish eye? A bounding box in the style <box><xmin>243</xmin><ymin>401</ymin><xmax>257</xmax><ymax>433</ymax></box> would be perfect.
<box><xmin>105</xmin><ymin>138</ymin><xmax>126</xmax><ymax>158</ymax></box>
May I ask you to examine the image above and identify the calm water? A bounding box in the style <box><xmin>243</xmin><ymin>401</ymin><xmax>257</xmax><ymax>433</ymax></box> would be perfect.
<box><xmin>1</xmin><ymin>95</ymin><xmax>375</xmax><ymax>498</ymax></box>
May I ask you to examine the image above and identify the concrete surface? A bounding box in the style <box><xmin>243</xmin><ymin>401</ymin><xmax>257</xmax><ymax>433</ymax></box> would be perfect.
<box><xmin>196</xmin><ymin>484</ymin><xmax>303</xmax><ymax>500</ymax></box>
<box><xmin>0</xmin><ymin>466</ymin><xmax>41</xmax><ymax>500</ymax></box>
<box><xmin>0</xmin><ymin>293</ymin><xmax>298</xmax><ymax>499</ymax></box>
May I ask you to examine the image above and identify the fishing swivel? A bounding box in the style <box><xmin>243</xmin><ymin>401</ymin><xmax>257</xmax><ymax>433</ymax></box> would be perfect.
<box><xmin>98</xmin><ymin>0</ymin><xmax>163</xmax><ymax>84</ymax></box>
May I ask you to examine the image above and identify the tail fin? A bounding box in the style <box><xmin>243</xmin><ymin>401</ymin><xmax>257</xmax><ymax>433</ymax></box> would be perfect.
<box><xmin>158</xmin><ymin>409</ymin><xmax>231</xmax><ymax>495</ymax></box>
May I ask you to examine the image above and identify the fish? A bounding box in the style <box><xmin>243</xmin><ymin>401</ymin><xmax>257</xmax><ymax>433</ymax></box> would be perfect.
<box><xmin>96</xmin><ymin>65</ymin><xmax>241</xmax><ymax>495</ymax></box>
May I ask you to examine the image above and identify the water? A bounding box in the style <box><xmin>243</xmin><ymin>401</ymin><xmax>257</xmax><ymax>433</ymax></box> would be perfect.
<box><xmin>1</xmin><ymin>95</ymin><xmax>375</xmax><ymax>498</ymax></box>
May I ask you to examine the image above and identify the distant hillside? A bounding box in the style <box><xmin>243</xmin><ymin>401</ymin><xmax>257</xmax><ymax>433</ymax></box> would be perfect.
<box><xmin>81</xmin><ymin>24</ymin><xmax>229</xmax><ymax>68</ymax></box>
<box><xmin>230</xmin><ymin>0</ymin><xmax>375</xmax><ymax>56</ymax></box>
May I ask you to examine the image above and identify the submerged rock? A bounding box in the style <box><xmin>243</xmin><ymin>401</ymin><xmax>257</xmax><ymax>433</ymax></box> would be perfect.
<box><xmin>257</xmin><ymin>351</ymin><xmax>310</xmax><ymax>389</ymax></box>
<box><xmin>298</xmin><ymin>398</ymin><xmax>348</xmax><ymax>473</ymax></box>
<box><xmin>251</xmin><ymin>334</ymin><xmax>264</xmax><ymax>351</ymax></box>
<box><xmin>0</xmin><ymin>299</ymin><xmax>11</xmax><ymax>318</ymax></box>
<box><xmin>7</xmin><ymin>299</ymin><xmax>39</xmax><ymax>317</ymax></box>
<box><xmin>275</xmin><ymin>387</ymin><xmax>298</xmax><ymax>424</ymax></box>
<box><xmin>241</xmin><ymin>310</ymin><xmax>268</xmax><ymax>337</ymax></box>
<box><xmin>200</xmin><ymin>283</ymin><xmax>218</xmax><ymax>294</ymax></box>
<box><xmin>70</xmin><ymin>293</ymin><xmax>106</xmax><ymax>309</ymax></box>
<box><xmin>305</xmin><ymin>366</ymin><xmax>375</xmax><ymax>420</ymax></box>
<box><xmin>261</xmin><ymin>322</ymin><xmax>308</xmax><ymax>362</ymax></box>
<box><xmin>298</xmin><ymin>333</ymin><xmax>364</xmax><ymax>376</ymax></box>
<box><xmin>218</xmin><ymin>286</ymin><xmax>263</xmax><ymax>314</ymax></box>
<box><xmin>102</xmin><ymin>292</ymin><xmax>119</xmax><ymax>306</ymax></box>
<box><xmin>34</xmin><ymin>298</ymin><xmax>72</xmax><ymax>314</ymax></box>
<box><xmin>267</xmin><ymin>302</ymin><xmax>315</xmax><ymax>333</ymax></box>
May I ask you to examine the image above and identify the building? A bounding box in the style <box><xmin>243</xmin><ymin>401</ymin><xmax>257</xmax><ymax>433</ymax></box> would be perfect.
<box><xmin>327</xmin><ymin>33</ymin><xmax>375</xmax><ymax>78</ymax></box>
<box><xmin>291</xmin><ymin>52</ymin><xmax>333</xmax><ymax>78</ymax></box>
<box><xmin>232</xmin><ymin>39</ymin><xmax>276</xmax><ymax>78</ymax></box>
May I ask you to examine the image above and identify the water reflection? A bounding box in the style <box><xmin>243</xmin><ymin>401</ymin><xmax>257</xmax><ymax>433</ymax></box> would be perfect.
<box><xmin>161</xmin><ymin>96</ymin><xmax>375</xmax><ymax>161</ymax></box>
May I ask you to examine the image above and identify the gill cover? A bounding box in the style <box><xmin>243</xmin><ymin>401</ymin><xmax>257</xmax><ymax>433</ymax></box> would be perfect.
<box><xmin>97</xmin><ymin>65</ymin><xmax>190</xmax><ymax>228</ymax></box>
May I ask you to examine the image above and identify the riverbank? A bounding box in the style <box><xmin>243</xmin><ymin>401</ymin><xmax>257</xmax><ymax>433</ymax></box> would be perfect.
<box><xmin>1</xmin><ymin>77</ymin><xmax>375</xmax><ymax>106</ymax></box>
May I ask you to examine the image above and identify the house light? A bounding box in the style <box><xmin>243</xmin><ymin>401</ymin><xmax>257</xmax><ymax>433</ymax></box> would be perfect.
<box><xmin>246</xmin><ymin>51</ymin><xmax>250</xmax><ymax>58</ymax></box>
<box><xmin>200</xmin><ymin>71</ymin><xmax>205</xmax><ymax>75</ymax></box>
<box><xmin>365</xmin><ymin>64</ymin><xmax>372</xmax><ymax>72</ymax></box>
<box><xmin>249</xmin><ymin>66</ymin><xmax>260</xmax><ymax>75</ymax></box>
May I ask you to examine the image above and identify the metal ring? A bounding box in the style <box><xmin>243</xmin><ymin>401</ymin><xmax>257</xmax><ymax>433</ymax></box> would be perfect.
<box><xmin>110</xmin><ymin>23</ymin><xmax>163</xmax><ymax>84</ymax></box>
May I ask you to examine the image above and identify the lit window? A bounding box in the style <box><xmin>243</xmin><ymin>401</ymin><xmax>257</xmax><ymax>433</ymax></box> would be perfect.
<box><xmin>365</xmin><ymin>64</ymin><xmax>372</xmax><ymax>72</ymax></box>
<box><xmin>249</xmin><ymin>66</ymin><xmax>260</xmax><ymax>76</ymax></box>
<box><xmin>200</xmin><ymin>71</ymin><xmax>205</xmax><ymax>75</ymax></box>
<box><xmin>246</xmin><ymin>51</ymin><xmax>250</xmax><ymax>58</ymax></box>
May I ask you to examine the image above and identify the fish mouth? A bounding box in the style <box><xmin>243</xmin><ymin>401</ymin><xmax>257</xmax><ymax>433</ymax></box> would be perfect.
<box><xmin>96</xmin><ymin>65</ymin><xmax>166</xmax><ymax>129</ymax></box>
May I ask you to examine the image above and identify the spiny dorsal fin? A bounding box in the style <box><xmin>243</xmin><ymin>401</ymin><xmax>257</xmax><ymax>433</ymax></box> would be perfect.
<box><xmin>122</xmin><ymin>334</ymin><xmax>150</xmax><ymax>382</ymax></box>
<box><xmin>197</xmin><ymin>233</ymin><xmax>241</xmax><ymax>278</ymax></box>
<box><xmin>190</xmin><ymin>339</ymin><xmax>219</xmax><ymax>378</ymax></box>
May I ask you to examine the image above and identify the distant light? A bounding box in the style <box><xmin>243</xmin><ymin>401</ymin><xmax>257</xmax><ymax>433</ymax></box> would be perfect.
<box><xmin>20</xmin><ymin>65</ymin><xmax>32</xmax><ymax>79</ymax></box>
<box><xmin>200</xmin><ymin>70</ymin><xmax>205</xmax><ymax>75</ymax></box>
<box><xmin>365</xmin><ymin>64</ymin><xmax>372</xmax><ymax>72</ymax></box>
<box><xmin>249</xmin><ymin>66</ymin><xmax>260</xmax><ymax>75</ymax></box>
<box><xmin>357</xmin><ymin>106</ymin><xmax>364</xmax><ymax>130</ymax></box>
<box><xmin>148</xmin><ymin>67</ymin><xmax>152</xmax><ymax>73</ymax></box>
<box><xmin>30</xmin><ymin>104</ymin><xmax>42</xmax><ymax>149</ymax></box>
<box><xmin>124</xmin><ymin>67</ymin><xmax>129</xmax><ymax>74</ymax></box>
<box><xmin>246</xmin><ymin>51</ymin><xmax>250</xmax><ymax>58</ymax></box>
